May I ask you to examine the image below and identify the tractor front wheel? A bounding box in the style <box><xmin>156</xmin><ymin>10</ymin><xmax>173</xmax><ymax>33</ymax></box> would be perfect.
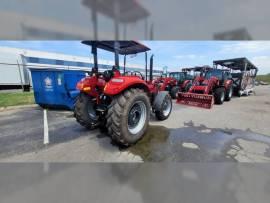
<box><xmin>214</xmin><ymin>87</ymin><xmax>225</xmax><ymax>105</ymax></box>
<box><xmin>155</xmin><ymin>94</ymin><xmax>172</xmax><ymax>120</ymax></box>
<box><xmin>106</xmin><ymin>88</ymin><xmax>150</xmax><ymax>146</ymax></box>
<box><xmin>74</xmin><ymin>93</ymin><xmax>99</xmax><ymax>129</ymax></box>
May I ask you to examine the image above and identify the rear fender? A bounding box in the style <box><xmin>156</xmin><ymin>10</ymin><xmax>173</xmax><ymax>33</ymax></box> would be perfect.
<box><xmin>104</xmin><ymin>76</ymin><xmax>150</xmax><ymax>96</ymax></box>
<box><xmin>76</xmin><ymin>76</ymin><xmax>105</xmax><ymax>98</ymax></box>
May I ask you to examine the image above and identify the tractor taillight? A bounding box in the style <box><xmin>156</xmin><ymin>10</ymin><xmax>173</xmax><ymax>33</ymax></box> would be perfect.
<box><xmin>83</xmin><ymin>87</ymin><xmax>91</xmax><ymax>91</ymax></box>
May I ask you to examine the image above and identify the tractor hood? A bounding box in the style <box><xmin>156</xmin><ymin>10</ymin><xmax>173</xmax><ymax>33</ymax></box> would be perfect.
<box><xmin>104</xmin><ymin>76</ymin><xmax>149</xmax><ymax>96</ymax></box>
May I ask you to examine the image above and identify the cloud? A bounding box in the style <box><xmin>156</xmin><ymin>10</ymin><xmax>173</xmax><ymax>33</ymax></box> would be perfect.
<box><xmin>174</xmin><ymin>54</ymin><xmax>205</xmax><ymax>59</ymax></box>
<box><xmin>220</xmin><ymin>41</ymin><xmax>270</xmax><ymax>54</ymax></box>
<box><xmin>251</xmin><ymin>56</ymin><xmax>270</xmax><ymax>74</ymax></box>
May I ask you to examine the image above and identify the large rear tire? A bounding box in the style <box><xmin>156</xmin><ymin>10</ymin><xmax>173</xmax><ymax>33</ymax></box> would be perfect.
<box><xmin>74</xmin><ymin>93</ymin><xmax>99</xmax><ymax>129</ymax></box>
<box><xmin>170</xmin><ymin>86</ymin><xmax>179</xmax><ymax>99</ymax></box>
<box><xmin>214</xmin><ymin>87</ymin><xmax>225</xmax><ymax>105</ymax></box>
<box><xmin>106</xmin><ymin>88</ymin><xmax>150</xmax><ymax>146</ymax></box>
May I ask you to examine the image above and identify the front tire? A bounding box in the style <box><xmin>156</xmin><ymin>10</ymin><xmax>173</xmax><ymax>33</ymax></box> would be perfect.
<box><xmin>74</xmin><ymin>93</ymin><xmax>99</xmax><ymax>129</ymax></box>
<box><xmin>225</xmin><ymin>85</ymin><xmax>233</xmax><ymax>101</ymax></box>
<box><xmin>155</xmin><ymin>94</ymin><xmax>172</xmax><ymax>120</ymax></box>
<box><xmin>106</xmin><ymin>88</ymin><xmax>150</xmax><ymax>146</ymax></box>
<box><xmin>214</xmin><ymin>87</ymin><xmax>225</xmax><ymax>105</ymax></box>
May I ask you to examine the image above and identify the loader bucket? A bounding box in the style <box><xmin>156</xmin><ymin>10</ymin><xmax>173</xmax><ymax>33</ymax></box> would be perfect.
<box><xmin>177</xmin><ymin>92</ymin><xmax>214</xmax><ymax>109</ymax></box>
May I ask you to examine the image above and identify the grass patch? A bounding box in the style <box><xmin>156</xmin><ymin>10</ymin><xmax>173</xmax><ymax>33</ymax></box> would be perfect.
<box><xmin>0</xmin><ymin>92</ymin><xmax>35</xmax><ymax>107</ymax></box>
<box><xmin>257</xmin><ymin>74</ymin><xmax>270</xmax><ymax>83</ymax></box>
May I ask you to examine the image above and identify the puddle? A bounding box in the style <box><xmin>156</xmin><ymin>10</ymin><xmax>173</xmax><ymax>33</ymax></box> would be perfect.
<box><xmin>127</xmin><ymin>126</ymin><xmax>170</xmax><ymax>161</ymax></box>
<box><xmin>125</xmin><ymin>121</ymin><xmax>270</xmax><ymax>162</ymax></box>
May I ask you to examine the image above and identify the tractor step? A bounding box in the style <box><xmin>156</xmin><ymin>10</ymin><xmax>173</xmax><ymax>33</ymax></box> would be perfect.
<box><xmin>177</xmin><ymin>92</ymin><xmax>214</xmax><ymax>109</ymax></box>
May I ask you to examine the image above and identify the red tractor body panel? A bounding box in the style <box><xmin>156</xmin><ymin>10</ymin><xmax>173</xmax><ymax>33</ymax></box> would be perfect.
<box><xmin>153</xmin><ymin>76</ymin><xmax>177</xmax><ymax>91</ymax></box>
<box><xmin>76</xmin><ymin>76</ymin><xmax>106</xmax><ymax>96</ymax></box>
<box><xmin>104</xmin><ymin>76</ymin><xmax>150</xmax><ymax>96</ymax></box>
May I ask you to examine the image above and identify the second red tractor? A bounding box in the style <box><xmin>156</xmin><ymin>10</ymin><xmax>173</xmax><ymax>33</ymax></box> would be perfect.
<box><xmin>177</xmin><ymin>68</ymin><xmax>233</xmax><ymax>109</ymax></box>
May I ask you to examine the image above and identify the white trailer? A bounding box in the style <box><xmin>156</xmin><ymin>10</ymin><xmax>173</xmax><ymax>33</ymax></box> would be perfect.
<box><xmin>0</xmin><ymin>46</ymin><xmax>163</xmax><ymax>91</ymax></box>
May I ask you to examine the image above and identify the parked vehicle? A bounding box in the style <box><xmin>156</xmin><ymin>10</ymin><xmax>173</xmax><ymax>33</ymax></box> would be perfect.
<box><xmin>152</xmin><ymin>73</ymin><xmax>178</xmax><ymax>99</ymax></box>
<box><xmin>167</xmin><ymin>71</ymin><xmax>192</xmax><ymax>98</ymax></box>
<box><xmin>213</xmin><ymin>58</ymin><xmax>258</xmax><ymax>96</ymax></box>
<box><xmin>168</xmin><ymin>66</ymin><xmax>212</xmax><ymax>99</ymax></box>
<box><xmin>74</xmin><ymin>41</ymin><xmax>172</xmax><ymax>146</ymax></box>
<box><xmin>177</xmin><ymin>68</ymin><xmax>233</xmax><ymax>109</ymax></box>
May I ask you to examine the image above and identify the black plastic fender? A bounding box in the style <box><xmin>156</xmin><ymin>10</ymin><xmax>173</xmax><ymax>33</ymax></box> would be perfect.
<box><xmin>153</xmin><ymin>91</ymin><xmax>170</xmax><ymax>111</ymax></box>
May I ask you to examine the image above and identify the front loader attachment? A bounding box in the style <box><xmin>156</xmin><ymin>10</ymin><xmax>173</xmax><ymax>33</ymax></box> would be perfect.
<box><xmin>177</xmin><ymin>92</ymin><xmax>214</xmax><ymax>109</ymax></box>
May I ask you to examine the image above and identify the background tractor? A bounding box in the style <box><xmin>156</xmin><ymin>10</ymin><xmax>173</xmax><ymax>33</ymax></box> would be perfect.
<box><xmin>213</xmin><ymin>58</ymin><xmax>258</xmax><ymax>97</ymax></box>
<box><xmin>74</xmin><ymin>41</ymin><xmax>172</xmax><ymax>146</ymax></box>
<box><xmin>167</xmin><ymin>71</ymin><xmax>192</xmax><ymax>99</ymax></box>
<box><xmin>168</xmin><ymin>66</ymin><xmax>212</xmax><ymax>99</ymax></box>
<box><xmin>177</xmin><ymin>68</ymin><xmax>233</xmax><ymax>109</ymax></box>
<box><xmin>152</xmin><ymin>73</ymin><xmax>178</xmax><ymax>99</ymax></box>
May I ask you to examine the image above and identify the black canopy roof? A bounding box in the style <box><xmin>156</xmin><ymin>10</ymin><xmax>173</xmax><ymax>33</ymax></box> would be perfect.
<box><xmin>82</xmin><ymin>40</ymin><xmax>150</xmax><ymax>55</ymax></box>
<box><xmin>213</xmin><ymin>58</ymin><xmax>258</xmax><ymax>71</ymax></box>
<box><xmin>182</xmin><ymin>65</ymin><xmax>212</xmax><ymax>72</ymax></box>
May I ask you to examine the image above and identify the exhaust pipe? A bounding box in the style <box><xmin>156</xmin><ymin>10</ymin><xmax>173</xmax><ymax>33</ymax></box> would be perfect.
<box><xmin>149</xmin><ymin>54</ymin><xmax>154</xmax><ymax>81</ymax></box>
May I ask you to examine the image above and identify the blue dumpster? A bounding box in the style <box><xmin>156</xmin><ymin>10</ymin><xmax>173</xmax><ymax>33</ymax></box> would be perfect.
<box><xmin>30</xmin><ymin>68</ymin><xmax>87</xmax><ymax>110</ymax></box>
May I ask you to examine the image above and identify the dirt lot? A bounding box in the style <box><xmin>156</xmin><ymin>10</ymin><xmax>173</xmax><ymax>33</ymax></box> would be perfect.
<box><xmin>0</xmin><ymin>85</ymin><xmax>270</xmax><ymax>162</ymax></box>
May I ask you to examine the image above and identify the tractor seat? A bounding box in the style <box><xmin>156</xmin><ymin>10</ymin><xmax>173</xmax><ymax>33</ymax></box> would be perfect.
<box><xmin>112</xmin><ymin>65</ymin><xmax>121</xmax><ymax>77</ymax></box>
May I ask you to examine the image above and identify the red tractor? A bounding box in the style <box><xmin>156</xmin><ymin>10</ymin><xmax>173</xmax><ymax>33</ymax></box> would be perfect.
<box><xmin>168</xmin><ymin>66</ymin><xmax>212</xmax><ymax>99</ymax></box>
<box><xmin>177</xmin><ymin>68</ymin><xmax>233</xmax><ymax>109</ymax></box>
<box><xmin>74</xmin><ymin>41</ymin><xmax>172</xmax><ymax>146</ymax></box>
<box><xmin>152</xmin><ymin>73</ymin><xmax>178</xmax><ymax>99</ymax></box>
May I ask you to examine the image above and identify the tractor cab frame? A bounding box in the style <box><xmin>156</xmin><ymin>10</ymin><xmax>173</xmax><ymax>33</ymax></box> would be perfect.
<box><xmin>213</xmin><ymin>57</ymin><xmax>258</xmax><ymax>96</ymax></box>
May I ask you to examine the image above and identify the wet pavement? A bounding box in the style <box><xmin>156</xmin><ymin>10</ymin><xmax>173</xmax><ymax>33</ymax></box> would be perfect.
<box><xmin>1</xmin><ymin>107</ymin><xmax>270</xmax><ymax>162</ymax></box>
<box><xmin>127</xmin><ymin>122</ymin><xmax>270</xmax><ymax>162</ymax></box>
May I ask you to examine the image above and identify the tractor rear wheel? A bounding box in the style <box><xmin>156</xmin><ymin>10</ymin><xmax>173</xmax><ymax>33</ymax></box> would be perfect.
<box><xmin>106</xmin><ymin>88</ymin><xmax>150</xmax><ymax>146</ymax></box>
<box><xmin>214</xmin><ymin>87</ymin><xmax>225</xmax><ymax>105</ymax></box>
<box><xmin>170</xmin><ymin>86</ymin><xmax>179</xmax><ymax>99</ymax></box>
<box><xmin>225</xmin><ymin>85</ymin><xmax>233</xmax><ymax>101</ymax></box>
<box><xmin>74</xmin><ymin>93</ymin><xmax>99</xmax><ymax>129</ymax></box>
